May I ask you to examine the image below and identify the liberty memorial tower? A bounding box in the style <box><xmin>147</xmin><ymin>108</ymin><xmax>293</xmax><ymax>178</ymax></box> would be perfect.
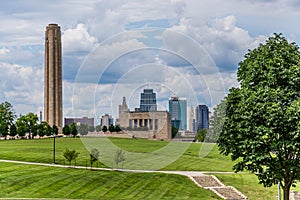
<box><xmin>44</xmin><ymin>24</ymin><xmax>62</xmax><ymax>129</ymax></box>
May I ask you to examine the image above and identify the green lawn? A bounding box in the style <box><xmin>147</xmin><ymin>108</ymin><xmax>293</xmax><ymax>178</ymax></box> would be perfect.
<box><xmin>0</xmin><ymin>162</ymin><xmax>221</xmax><ymax>199</ymax></box>
<box><xmin>162</xmin><ymin>143</ymin><xmax>235</xmax><ymax>171</ymax></box>
<box><xmin>215</xmin><ymin>173</ymin><xmax>300</xmax><ymax>200</ymax></box>
<box><xmin>0</xmin><ymin>137</ymin><xmax>235</xmax><ymax>171</ymax></box>
<box><xmin>0</xmin><ymin>137</ymin><xmax>287</xmax><ymax>199</ymax></box>
<box><xmin>215</xmin><ymin>173</ymin><xmax>277</xmax><ymax>200</ymax></box>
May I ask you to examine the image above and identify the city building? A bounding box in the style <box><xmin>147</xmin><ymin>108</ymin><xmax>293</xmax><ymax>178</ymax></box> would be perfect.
<box><xmin>140</xmin><ymin>89</ymin><xmax>157</xmax><ymax>112</ymax></box>
<box><xmin>64</xmin><ymin>117</ymin><xmax>94</xmax><ymax>127</ymax></box>
<box><xmin>101</xmin><ymin>114</ymin><xmax>114</xmax><ymax>128</ymax></box>
<box><xmin>168</xmin><ymin>96</ymin><xmax>187</xmax><ymax>130</ymax></box>
<box><xmin>188</xmin><ymin>106</ymin><xmax>195</xmax><ymax>132</ymax></box>
<box><xmin>44</xmin><ymin>23</ymin><xmax>63</xmax><ymax>130</ymax></box>
<box><xmin>195</xmin><ymin>105</ymin><xmax>209</xmax><ymax>132</ymax></box>
<box><xmin>117</xmin><ymin>96</ymin><xmax>171</xmax><ymax>140</ymax></box>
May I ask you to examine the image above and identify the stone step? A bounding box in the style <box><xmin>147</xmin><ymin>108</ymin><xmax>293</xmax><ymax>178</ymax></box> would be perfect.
<box><xmin>190</xmin><ymin>175</ymin><xmax>247</xmax><ymax>200</ymax></box>
<box><xmin>210</xmin><ymin>186</ymin><xmax>247</xmax><ymax>200</ymax></box>
<box><xmin>192</xmin><ymin>175</ymin><xmax>224</xmax><ymax>187</ymax></box>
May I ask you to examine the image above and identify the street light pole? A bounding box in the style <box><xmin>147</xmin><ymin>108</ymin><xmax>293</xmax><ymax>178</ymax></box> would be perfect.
<box><xmin>278</xmin><ymin>180</ymin><xmax>281</xmax><ymax>200</ymax></box>
<box><xmin>53</xmin><ymin>133</ymin><xmax>56</xmax><ymax>164</ymax></box>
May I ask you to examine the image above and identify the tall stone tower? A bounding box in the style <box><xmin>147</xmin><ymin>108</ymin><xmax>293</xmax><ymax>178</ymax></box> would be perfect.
<box><xmin>44</xmin><ymin>23</ymin><xmax>62</xmax><ymax>129</ymax></box>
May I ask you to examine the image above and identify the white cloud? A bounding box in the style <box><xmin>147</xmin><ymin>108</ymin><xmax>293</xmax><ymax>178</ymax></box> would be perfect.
<box><xmin>62</xmin><ymin>23</ymin><xmax>98</xmax><ymax>52</ymax></box>
<box><xmin>0</xmin><ymin>47</ymin><xmax>9</xmax><ymax>56</ymax></box>
<box><xmin>169</xmin><ymin>15</ymin><xmax>267</xmax><ymax>71</ymax></box>
<box><xmin>1</xmin><ymin>0</ymin><xmax>300</xmax><ymax>118</ymax></box>
<box><xmin>0</xmin><ymin>62</ymin><xmax>43</xmax><ymax>115</ymax></box>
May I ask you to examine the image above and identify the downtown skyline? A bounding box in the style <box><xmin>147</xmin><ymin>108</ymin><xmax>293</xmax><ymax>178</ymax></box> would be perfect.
<box><xmin>0</xmin><ymin>0</ymin><xmax>300</xmax><ymax>122</ymax></box>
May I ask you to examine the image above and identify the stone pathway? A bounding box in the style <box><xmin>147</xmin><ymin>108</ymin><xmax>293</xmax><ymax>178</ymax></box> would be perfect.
<box><xmin>190</xmin><ymin>175</ymin><xmax>248</xmax><ymax>200</ymax></box>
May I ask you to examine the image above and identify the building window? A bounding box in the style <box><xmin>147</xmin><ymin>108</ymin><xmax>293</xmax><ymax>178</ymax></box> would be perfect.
<box><xmin>139</xmin><ymin>119</ymin><xmax>143</xmax><ymax>127</ymax></box>
<box><xmin>134</xmin><ymin>119</ymin><xmax>138</xmax><ymax>128</ymax></box>
<box><xmin>149</xmin><ymin>119</ymin><xmax>153</xmax><ymax>130</ymax></box>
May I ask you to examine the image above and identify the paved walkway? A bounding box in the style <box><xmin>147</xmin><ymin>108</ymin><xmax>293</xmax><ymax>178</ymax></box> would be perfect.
<box><xmin>0</xmin><ymin>159</ymin><xmax>237</xmax><ymax>175</ymax></box>
<box><xmin>0</xmin><ymin>159</ymin><xmax>247</xmax><ymax>199</ymax></box>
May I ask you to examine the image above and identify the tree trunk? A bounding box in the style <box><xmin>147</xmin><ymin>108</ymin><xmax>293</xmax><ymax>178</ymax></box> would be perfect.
<box><xmin>283</xmin><ymin>185</ymin><xmax>290</xmax><ymax>200</ymax></box>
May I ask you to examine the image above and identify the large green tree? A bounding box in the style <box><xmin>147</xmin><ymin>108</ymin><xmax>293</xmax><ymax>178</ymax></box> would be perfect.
<box><xmin>35</xmin><ymin>121</ymin><xmax>52</xmax><ymax>137</ymax></box>
<box><xmin>218</xmin><ymin>34</ymin><xmax>300</xmax><ymax>200</ymax></box>
<box><xmin>9</xmin><ymin>123</ymin><xmax>17</xmax><ymax>139</ymax></box>
<box><xmin>0</xmin><ymin>101</ymin><xmax>16</xmax><ymax>139</ymax></box>
<box><xmin>16</xmin><ymin>112</ymin><xmax>39</xmax><ymax>139</ymax></box>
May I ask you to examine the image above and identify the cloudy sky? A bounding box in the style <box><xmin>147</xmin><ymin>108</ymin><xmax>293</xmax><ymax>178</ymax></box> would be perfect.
<box><xmin>1</xmin><ymin>0</ymin><xmax>300</xmax><ymax>125</ymax></box>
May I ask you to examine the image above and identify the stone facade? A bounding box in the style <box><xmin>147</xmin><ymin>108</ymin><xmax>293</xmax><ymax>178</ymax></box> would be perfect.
<box><xmin>117</xmin><ymin>97</ymin><xmax>171</xmax><ymax>140</ymax></box>
<box><xmin>44</xmin><ymin>24</ymin><xmax>63</xmax><ymax>129</ymax></box>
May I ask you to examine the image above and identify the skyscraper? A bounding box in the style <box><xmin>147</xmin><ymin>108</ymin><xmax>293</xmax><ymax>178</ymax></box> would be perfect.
<box><xmin>189</xmin><ymin>106</ymin><xmax>195</xmax><ymax>131</ymax></box>
<box><xmin>169</xmin><ymin>96</ymin><xmax>187</xmax><ymax>130</ymax></box>
<box><xmin>140</xmin><ymin>89</ymin><xmax>157</xmax><ymax>112</ymax></box>
<box><xmin>44</xmin><ymin>24</ymin><xmax>62</xmax><ymax>129</ymax></box>
<box><xmin>195</xmin><ymin>105</ymin><xmax>209</xmax><ymax>132</ymax></box>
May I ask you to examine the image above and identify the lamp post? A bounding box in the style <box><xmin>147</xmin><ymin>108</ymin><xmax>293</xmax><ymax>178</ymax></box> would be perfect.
<box><xmin>278</xmin><ymin>181</ymin><xmax>281</xmax><ymax>200</ymax></box>
<box><xmin>53</xmin><ymin>132</ymin><xmax>56</xmax><ymax>164</ymax></box>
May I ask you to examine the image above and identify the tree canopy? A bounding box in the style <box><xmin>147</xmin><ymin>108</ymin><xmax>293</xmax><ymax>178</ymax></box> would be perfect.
<box><xmin>0</xmin><ymin>101</ymin><xmax>16</xmax><ymax>139</ymax></box>
<box><xmin>218</xmin><ymin>33</ymin><xmax>300</xmax><ymax>200</ymax></box>
<box><xmin>77</xmin><ymin>123</ymin><xmax>89</xmax><ymax>135</ymax></box>
<box><xmin>206</xmin><ymin>99</ymin><xmax>226</xmax><ymax>143</ymax></box>
<box><xmin>69</xmin><ymin>123</ymin><xmax>78</xmax><ymax>138</ymax></box>
<box><xmin>16</xmin><ymin>112</ymin><xmax>38</xmax><ymax>139</ymax></box>
<box><xmin>102</xmin><ymin>125</ymin><xmax>108</xmax><ymax>133</ymax></box>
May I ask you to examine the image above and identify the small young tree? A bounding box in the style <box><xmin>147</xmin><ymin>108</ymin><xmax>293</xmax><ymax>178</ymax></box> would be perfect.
<box><xmin>109</xmin><ymin>124</ymin><xmax>115</xmax><ymax>132</ymax></box>
<box><xmin>69</xmin><ymin>122</ymin><xmax>78</xmax><ymax>138</ymax></box>
<box><xmin>115</xmin><ymin>125</ymin><xmax>122</xmax><ymax>133</ymax></box>
<box><xmin>171</xmin><ymin>126</ymin><xmax>178</xmax><ymax>138</ymax></box>
<box><xmin>115</xmin><ymin>149</ymin><xmax>125</xmax><ymax>169</ymax></box>
<box><xmin>95</xmin><ymin>125</ymin><xmax>102</xmax><ymax>132</ymax></box>
<box><xmin>89</xmin><ymin>148</ymin><xmax>99</xmax><ymax>168</ymax></box>
<box><xmin>52</xmin><ymin>125</ymin><xmax>58</xmax><ymax>135</ymax></box>
<box><xmin>195</xmin><ymin>129</ymin><xmax>207</xmax><ymax>142</ymax></box>
<box><xmin>77</xmin><ymin>123</ymin><xmax>89</xmax><ymax>135</ymax></box>
<box><xmin>102</xmin><ymin>125</ymin><xmax>108</xmax><ymax>133</ymax></box>
<box><xmin>89</xmin><ymin>126</ymin><xmax>95</xmax><ymax>132</ymax></box>
<box><xmin>63</xmin><ymin>148</ymin><xmax>79</xmax><ymax>166</ymax></box>
<box><xmin>62</xmin><ymin>125</ymin><xmax>70</xmax><ymax>136</ymax></box>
